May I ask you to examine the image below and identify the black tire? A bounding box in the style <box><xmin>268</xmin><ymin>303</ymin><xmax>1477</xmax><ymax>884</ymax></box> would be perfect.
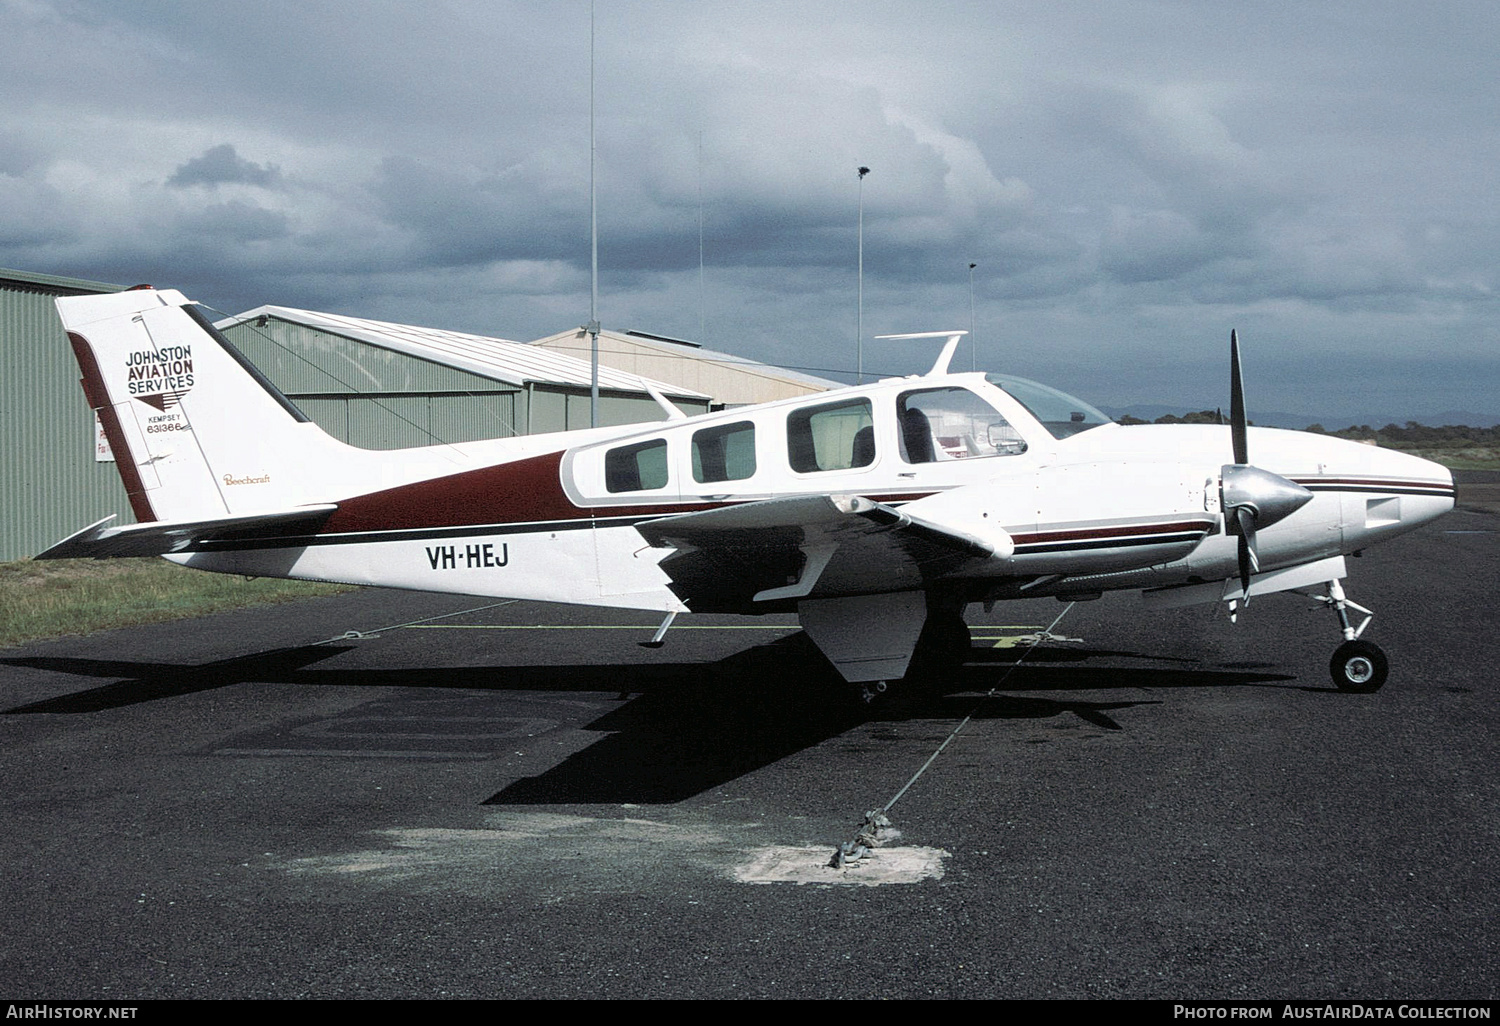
<box><xmin>1330</xmin><ymin>639</ymin><xmax>1388</xmax><ymax>693</ymax></box>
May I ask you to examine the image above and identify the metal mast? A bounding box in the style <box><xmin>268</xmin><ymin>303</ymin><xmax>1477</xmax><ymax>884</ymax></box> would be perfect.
<box><xmin>857</xmin><ymin>165</ymin><xmax>869</xmax><ymax>383</ymax></box>
<box><xmin>968</xmin><ymin>262</ymin><xmax>977</xmax><ymax>372</ymax></box>
<box><xmin>588</xmin><ymin>0</ymin><xmax>600</xmax><ymax>427</ymax></box>
<box><xmin>698</xmin><ymin>130</ymin><xmax>705</xmax><ymax>343</ymax></box>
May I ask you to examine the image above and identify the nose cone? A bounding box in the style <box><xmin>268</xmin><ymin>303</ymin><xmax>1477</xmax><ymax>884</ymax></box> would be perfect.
<box><xmin>1376</xmin><ymin>445</ymin><xmax>1454</xmax><ymax>506</ymax></box>
<box><xmin>1404</xmin><ymin>450</ymin><xmax>1457</xmax><ymax>521</ymax></box>
<box><xmin>1222</xmin><ymin>464</ymin><xmax>1315</xmax><ymax>530</ymax></box>
<box><xmin>1336</xmin><ymin>445</ymin><xmax>1456</xmax><ymax>542</ymax></box>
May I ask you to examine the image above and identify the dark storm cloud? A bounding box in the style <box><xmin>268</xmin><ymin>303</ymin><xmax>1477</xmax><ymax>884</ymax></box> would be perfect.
<box><xmin>370</xmin><ymin>154</ymin><xmax>584</xmax><ymax>266</ymax></box>
<box><xmin>168</xmin><ymin>144</ymin><xmax>283</xmax><ymax>190</ymax></box>
<box><xmin>0</xmin><ymin>0</ymin><xmax>1495</xmax><ymax>418</ymax></box>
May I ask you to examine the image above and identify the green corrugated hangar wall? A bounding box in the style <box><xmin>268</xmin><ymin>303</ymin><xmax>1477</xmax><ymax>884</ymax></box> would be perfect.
<box><xmin>1</xmin><ymin>270</ymin><xmax>129</xmax><ymax>563</ymax></box>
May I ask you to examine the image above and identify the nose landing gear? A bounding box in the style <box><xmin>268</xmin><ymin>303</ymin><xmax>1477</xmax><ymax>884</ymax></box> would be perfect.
<box><xmin>1312</xmin><ymin>579</ymin><xmax>1388</xmax><ymax>693</ymax></box>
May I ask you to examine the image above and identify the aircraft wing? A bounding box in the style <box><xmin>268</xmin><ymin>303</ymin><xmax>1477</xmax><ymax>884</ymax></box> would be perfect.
<box><xmin>35</xmin><ymin>506</ymin><xmax>339</xmax><ymax>560</ymax></box>
<box><xmin>634</xmin><ymin>494</ymin><xmax>1010</xmax><ymax>612</ymax></box>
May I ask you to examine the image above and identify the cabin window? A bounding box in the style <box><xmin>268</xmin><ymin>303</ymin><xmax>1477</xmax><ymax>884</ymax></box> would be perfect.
<box><xmin>787</xmin><ymin>398</ymin><xmax>875</xmax><ymax>473</ymax></box>
<box><xmin>604</xmin><ymin>438</ymin><xmax>669</xmax><ymax>492</ymax></box>
<box><xmin>897</xmin><ymin>387</ymin><xmax>1026</xmax><ymax>462</ymax></box>
<box><xmin>692</xmin><ymin>421</ymin><xmax>756</xmax><ymax>484</ymax></box>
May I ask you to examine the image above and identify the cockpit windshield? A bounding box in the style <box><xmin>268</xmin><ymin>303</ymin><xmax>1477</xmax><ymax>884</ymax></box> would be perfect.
<box><xmin>985</xmin><ymin>374</ymin><xmax>1112</xmax><ymax>439</ymax></box>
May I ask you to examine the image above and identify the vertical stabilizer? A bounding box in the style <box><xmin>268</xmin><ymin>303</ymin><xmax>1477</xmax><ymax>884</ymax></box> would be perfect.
<box><xmin>58</xmin><ymin>288</ymin><xmax>348</xmax><ymax>523</ymax></box>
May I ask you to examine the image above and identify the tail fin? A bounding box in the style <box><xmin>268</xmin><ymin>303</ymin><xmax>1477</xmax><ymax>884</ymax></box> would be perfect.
<box><xmin>59</xmin><ymin>288</ymin><xmax>349</xmax><ymax>523</ymax></box>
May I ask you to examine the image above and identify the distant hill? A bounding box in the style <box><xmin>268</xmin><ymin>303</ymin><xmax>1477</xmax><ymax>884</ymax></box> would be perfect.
<box><xmin>1101</xmin><ymin>405</ymin><xmax>1500</xmax><ymax>430</ymax></box>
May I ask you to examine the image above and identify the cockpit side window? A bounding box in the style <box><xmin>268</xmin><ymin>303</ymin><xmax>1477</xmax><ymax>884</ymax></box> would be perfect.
<box><xmin>605</xmin><ymin>438</ymin><xmax>669</xmax><ymax>492</ymax></box>
<box><xmin>787</xmin><ymin>398</ymin><xmax>874</xmax><ymax>473</ymax></box>
<box><xmin>985</xmin><ymin>374</ymin><xmax>1111</xmax><ymax>439</ymax></box>
<box><xmin>692</xmin><ymin>421</ymin><xmax>756</xmax><ymax>483</ymax></box>
<box><xmin>897</xmin><ymin>387</ymin><xmax>1026</xmax><ymax>463</ymax></box>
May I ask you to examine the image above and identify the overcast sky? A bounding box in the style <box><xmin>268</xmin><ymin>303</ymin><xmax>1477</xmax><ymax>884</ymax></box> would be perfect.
<box><xmin>3</xmin><ymin>0</ymin><xmax>1496</xmax><ymax>419</ymax></box>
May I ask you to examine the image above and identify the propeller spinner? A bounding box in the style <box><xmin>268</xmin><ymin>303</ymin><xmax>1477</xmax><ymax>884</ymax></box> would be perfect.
<box><xmin>1220</xmin><ymin>330</ymin><xmax>1314</xmax><ymax>601</ymax></box>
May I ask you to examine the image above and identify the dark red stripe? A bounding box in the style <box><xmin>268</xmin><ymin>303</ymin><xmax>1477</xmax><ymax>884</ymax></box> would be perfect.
<box><xmin>1292</xmin><ymin>477</ymin><xmax>1452</xmax><ymax>490</ymax></box>
<box><xmin>326</xmin><ymin>451</ymin><xmax>577</xmax><ymax>533</ymax></box>
<box><xmin>68</xmin><ymin>331</ymin><xmax>156</xmax><ymax>524</ymax></box>
<box><xmin>1012</xmin><ymin>519</ymin><xmax>1213</xmax><ymax>545</ymax></box>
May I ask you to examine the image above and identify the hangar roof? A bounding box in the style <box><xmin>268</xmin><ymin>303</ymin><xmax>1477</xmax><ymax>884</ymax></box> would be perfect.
<box><xmin>615</xmin><ymin>330</ymin><xmax>842</xmax><ymax>392</ymax></box>
<box><xmin>1</xmin><ymin>267</ymin><xmax>123</xmax><ymax>295</ymax></box>
<box><xmin>529</xmin><ymin>327</ymin><xmax>839</xmax><ymax>406</ymax></box>
<box><xmin>219</xmin><ymin>305</ymin><xmax>711</xmax><ymax>401</ymax></box>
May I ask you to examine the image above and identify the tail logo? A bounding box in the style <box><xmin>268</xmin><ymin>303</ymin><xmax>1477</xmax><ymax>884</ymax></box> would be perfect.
<box><xmin>126</xmin><ymin>343</ymin><xmax>195</xmax><ymax>409</ymax></box>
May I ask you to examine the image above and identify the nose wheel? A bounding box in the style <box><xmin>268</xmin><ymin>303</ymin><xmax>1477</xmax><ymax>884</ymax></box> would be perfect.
<box><xmin>1330</xmin><ymin>638</ymin><xmax>1388</xmax><ymax>693</ymax></box>
<box><xmin>1310</xmin><ymin>579</ymin><xmax>1388</xmax><ymax>692</ymax></box>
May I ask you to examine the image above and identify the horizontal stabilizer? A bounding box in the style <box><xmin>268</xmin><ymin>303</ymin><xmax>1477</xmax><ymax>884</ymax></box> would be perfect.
<box><xmin>36</xmin><ymin>505</ymin><xmax>339</xmax><ymax>560</ymax></box>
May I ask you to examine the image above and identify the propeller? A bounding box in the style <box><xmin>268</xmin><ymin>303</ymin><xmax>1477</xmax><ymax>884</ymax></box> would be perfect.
<box><xmin>1220</xmin><ymin>329</ymin><xmax>1314</xmax><ymax>603</ymax></box>
<box><xmin>1229</xmin><ymin>329</ymin><xmax>1248</xmax><ymax>466</ymax></box>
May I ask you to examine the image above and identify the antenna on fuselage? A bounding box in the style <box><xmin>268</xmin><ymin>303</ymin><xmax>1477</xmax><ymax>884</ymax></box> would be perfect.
<box><xmin>874</xmin><ymin>330</ymin><xmax>968</xmax><ymax>377</ymax></box>
<box><xmin>639</xmin><ymin>378</ymin><xmax>687</xmax><ymax>421</ymax></box>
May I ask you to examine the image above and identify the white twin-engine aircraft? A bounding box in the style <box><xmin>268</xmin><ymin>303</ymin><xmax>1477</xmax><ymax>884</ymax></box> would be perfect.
<box><xmin>43</xmin><ymin>287</ymin><xmax>1454</xmax><ymax>699</ymax></box>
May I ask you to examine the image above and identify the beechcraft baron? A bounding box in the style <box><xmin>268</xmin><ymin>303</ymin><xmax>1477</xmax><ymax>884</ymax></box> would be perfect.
<box><xmin>42</xmin><ymin>287</ymin><xmax>1454</xmax><ymax>698</ymax></box>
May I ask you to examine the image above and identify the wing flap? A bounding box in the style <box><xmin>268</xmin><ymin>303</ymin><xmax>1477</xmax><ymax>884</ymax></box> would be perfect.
<box><xmin>635</xmin><ymin>494</ymin><xmax>1009</xmax><ymax>611</ymax></box>
<box><xmin>636</xmin><ymin>493</ymin><xmax>867</xmax><ymax>540</ymax></box>
<box><xmin>35</xmin><ymin>505</ymin><xmax>339</xmax><ymax>560</ymax></box>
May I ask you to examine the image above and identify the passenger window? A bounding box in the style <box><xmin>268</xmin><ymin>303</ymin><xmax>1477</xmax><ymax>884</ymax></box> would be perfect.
<box><xmin>692</xmin><ymin>421</ymin><xmax>756</xmax><ymax>484</ymax></box>
<box><xmin>787</xmin><ymin>398</ymin><xmax>874</xmax><ymax>473</ymax></box>
<box><xmin>605</xmin><ymin>438</ymin><xmax>669</xmax><ymax>492</ymax></box>
<box><xmin>897</xmin><ymin>387</ymin><xmax>1026</xmax><ymax>463</ymax></box>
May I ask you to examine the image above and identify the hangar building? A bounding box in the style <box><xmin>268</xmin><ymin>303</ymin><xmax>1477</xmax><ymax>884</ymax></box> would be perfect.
<box><xmin>529</xmin><ymin>327</ymin><xmax>837</xmax><ymax>408</ymax></box>
<box><xmin>3</xmin><ymin>280</ymin><xmax>714</xmax><ymax>562</ymax></box>
<box><xmin>216</xmin><ymin>307</ymin><xmax>713</xmax><ymax>449</ymax></box>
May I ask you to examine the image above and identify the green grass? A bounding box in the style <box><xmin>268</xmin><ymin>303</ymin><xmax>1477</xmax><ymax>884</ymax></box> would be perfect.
<box><xmin>1398</xmin><ymin>447</ymin><xmax>1500</xmax><ymax>470</ymax></box>
<box><xmin>0</xmin><ymin>557</ymin><xmax>354</xmax><ymax>650</ymax></box>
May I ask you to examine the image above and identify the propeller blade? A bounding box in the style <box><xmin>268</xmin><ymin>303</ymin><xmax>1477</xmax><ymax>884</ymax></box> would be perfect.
<box><xmin>1229</xmin><ymin>328</ymin><xmax>1248</xmax><ymax>466</ymax></box>
<box><xmin>1234</xmin><ymin>506</ymin><xmax>1259</xmax><ymax>602</ymax></box>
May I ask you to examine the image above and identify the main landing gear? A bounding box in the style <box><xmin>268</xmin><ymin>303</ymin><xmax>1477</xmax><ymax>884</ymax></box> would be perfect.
<box><xmin>905</xmin><ymin>608</ymin><xmax>973</xmax><ymax>682</ymax></box>
<box><xmin>1312</xmin><ymin>579</ymin><xmax>1388</xmax><ymax>693</ymax></box>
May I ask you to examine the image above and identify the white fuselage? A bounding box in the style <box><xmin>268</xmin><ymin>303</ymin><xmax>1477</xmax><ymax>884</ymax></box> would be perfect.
<box><xmin>170</xmin><ymin>371</ymin><xmax>1454</xmax><ymax>613</ymax></box>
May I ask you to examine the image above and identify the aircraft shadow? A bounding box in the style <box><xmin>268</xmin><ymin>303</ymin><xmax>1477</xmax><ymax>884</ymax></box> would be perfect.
<box><xmin>3</xmin><ymin>635</ymin><xmax>1297</xmax><ymax>804</ymax></box>
<box><xmin>480</xmin><ymin>640</ymin><xmax>1295</xmax><ymax>805</ymax></box>
<box><xmin>967</xmin><ymin>645</ymin><xmax>1200</xmax><ymax>665</ymax></box>
<box><xmin>2</xmin><ymin>646</ymin><xmax>355</xmax><ymax>714</ymax></box>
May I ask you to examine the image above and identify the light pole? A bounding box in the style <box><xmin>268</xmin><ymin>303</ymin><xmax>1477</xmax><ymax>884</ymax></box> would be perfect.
<box><xmin>857</xmin><ymin>166</ymin><xmax>870</xmax><ymax>384</ymax></box>
<box><xmin>968</xmin><ymin>262</ymin><xmax>977</xmax><ymax>372</ymax></box>
<box><xmin>587</xmin><ymin>0</ymin><xmax>600</xmax><ymax>428</ymax></box>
